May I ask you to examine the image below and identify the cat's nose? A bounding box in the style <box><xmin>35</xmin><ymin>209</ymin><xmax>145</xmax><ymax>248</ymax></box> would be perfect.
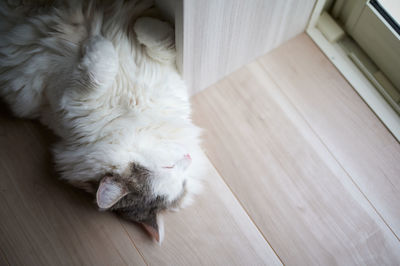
<box><xmin>178</xmin><ymin>154</ymin><xmax>191</xmax><ymax>170</ymax></box>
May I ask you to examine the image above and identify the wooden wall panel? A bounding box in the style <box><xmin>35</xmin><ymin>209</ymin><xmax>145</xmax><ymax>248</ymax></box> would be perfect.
<box><xmin>157</xmin><ymin>0</ymin><xmax>316</xmax><ymax>94</ymax></box>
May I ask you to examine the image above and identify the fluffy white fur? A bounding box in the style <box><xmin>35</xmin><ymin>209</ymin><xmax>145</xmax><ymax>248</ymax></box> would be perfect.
<box><xmin>0</xmin><ymin>0</ymin><xmax>204</xmax><ymax>208</ymax></box>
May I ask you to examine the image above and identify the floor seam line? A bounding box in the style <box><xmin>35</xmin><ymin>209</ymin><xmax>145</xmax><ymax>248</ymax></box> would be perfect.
<box><xmin>257</xmin><ymin>59</ymin><xmax>400</xmax><ymax>243</ymax></box>
<box><xmin>119</xmin><ymin>219</ymin><xmax>150</xmax><ymax>266</ymax></box>
<box><xmin>202</xmin><ymin>150</ymin><xmax>285</xmax><ymax>265</ymax></box>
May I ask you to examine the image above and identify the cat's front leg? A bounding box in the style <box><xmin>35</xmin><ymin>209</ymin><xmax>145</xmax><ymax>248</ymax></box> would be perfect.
<box><xmin>75</xmin><ymin>35</ymin><xmax>118</xmax><ymax>95</ymax></box>
<box><xmin>134</xmin><ymin>17</ymin><xmax>176</xmax><ymax>64</ymax></box>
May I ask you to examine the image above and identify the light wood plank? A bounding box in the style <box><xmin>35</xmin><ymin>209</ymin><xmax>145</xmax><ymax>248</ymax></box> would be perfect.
<box><xmin>177</xmin><ymin>0</ymin><xmax>315</xmax><ymax>94</ymax></box>
<box><xmin>259</xmin><ymin>34</ymin><xmax>400</xmax><ymax>238</ymax></box>
<box><xmin>0</xmin><ymin>111</ymin><xmax>145</xmax><ymax>266</ymax></box>
<box><xmin>192</xmin><ymin>59</ymin><xmax>400</xmax><ymax>264</ymax></box>
<box><xmin>121</xmin><ymin>153</ymin><xmax>282</xmax><ymax>266</ymax></box>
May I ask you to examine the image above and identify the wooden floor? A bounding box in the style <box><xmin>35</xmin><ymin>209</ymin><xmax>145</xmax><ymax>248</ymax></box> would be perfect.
<box><xmin>1</xmin><ymin>34</ymin><xmax>399</xmax><ymax>265</ymax></box>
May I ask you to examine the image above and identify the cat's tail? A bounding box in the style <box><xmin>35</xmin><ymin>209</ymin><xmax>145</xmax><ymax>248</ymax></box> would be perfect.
<box><xmin>0</xmin><ymin>0</ymin><xmax>96</xmax><ymax>119</ymax></box>
<box><xmin>0</xmin><ymin>0</ymin><xmax>62</xmax><ymax>30</ymax></box>
<box><xmin>0</xmin><ymin>1</ymin><xmax>38</xmax><ymax>32</ymax></box>
<box><xmin>0</xmin><ymin>1</ymin><xmax>55</xmax><ymax>119</ymax></box>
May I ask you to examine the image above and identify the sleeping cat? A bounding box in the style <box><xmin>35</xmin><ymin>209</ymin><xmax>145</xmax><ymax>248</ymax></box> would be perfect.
<box><xmin>0</xmin><ymin>0</ymin><xmax>203</xmax><ymax>243</ymax></box>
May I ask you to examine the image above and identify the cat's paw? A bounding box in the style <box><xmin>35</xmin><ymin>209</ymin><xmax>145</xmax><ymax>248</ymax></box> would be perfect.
<box><xmin>79</xmin><ymin>35</ymin><xmax>118</xmax><ymax>90</ymax></box>
<box><xmin>134</xmin><ymin>17</ymin><xmax>173</xmax><ymax>47</ymax></box>
<box><xmin>134</xmin><ymin>17</ymin><xmax>175</xmax><ymax>63</ymax></box>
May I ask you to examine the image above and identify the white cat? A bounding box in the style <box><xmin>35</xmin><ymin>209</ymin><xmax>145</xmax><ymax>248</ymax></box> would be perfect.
<box><xmin>0</xmin><ymin>0</ymin><xmax>203</xmax><ymax>243</ymax></box>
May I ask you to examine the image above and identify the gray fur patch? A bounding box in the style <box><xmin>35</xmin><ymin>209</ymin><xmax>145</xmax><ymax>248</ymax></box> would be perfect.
<box><xmin>111</xmin><ymin>162</ymin><xmax>167</xmax><ymax>222</ymax></box>
<box><xmin>92</xmin><ymin>162</ymin><xmax>187</xmax><ymax>223</ymax></box>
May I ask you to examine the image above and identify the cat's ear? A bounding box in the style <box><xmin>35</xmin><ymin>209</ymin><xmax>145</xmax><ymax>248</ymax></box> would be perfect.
<box><xmin>96</xmin><ymin>176</ymin><xmax>128</xmax><ymax>209</ymax></box>
<box><xmin>141</xmin><ymin>213</ymin><xmax>164</xmax><ymax>244</ymax></box>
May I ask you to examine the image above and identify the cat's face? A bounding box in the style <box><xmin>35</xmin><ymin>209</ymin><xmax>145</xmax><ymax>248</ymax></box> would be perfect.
<box><xmin>95</xmin><ymin>143</ymin><xmax>193</xmax><ymax>243</ymax></box>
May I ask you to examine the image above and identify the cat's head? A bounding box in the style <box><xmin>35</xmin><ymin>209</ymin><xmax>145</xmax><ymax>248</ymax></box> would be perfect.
<box><xmin>93</xmin><ymin>141</ymin><xmax>197</xmax><ymax>243</ymax></box>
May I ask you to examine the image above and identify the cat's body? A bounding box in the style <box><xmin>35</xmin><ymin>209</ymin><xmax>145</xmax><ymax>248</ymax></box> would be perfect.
<box><xmin>0</xmin><ymin>0</ymin><xmax>203</xmax><ymax>242</ymax></box>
